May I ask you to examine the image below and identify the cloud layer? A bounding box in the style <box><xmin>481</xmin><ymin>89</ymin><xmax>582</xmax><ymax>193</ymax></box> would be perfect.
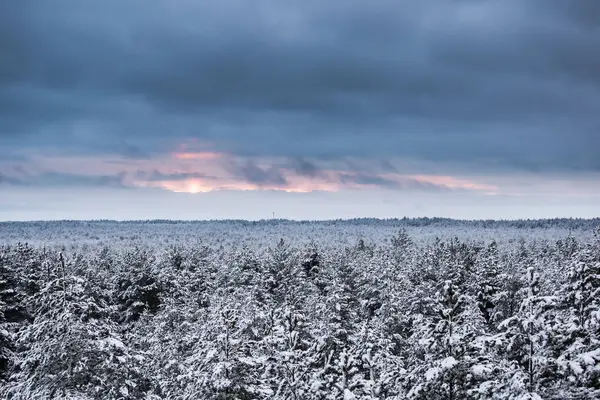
<box><xmin>0</xmin><ymin>150</ymin><xmax>502</xmax><ymax>195</ymax></box>
<box><xmin>1</xmin><ymin>0</ymin><xmax>599</xmax><ymax>175</ymax></box>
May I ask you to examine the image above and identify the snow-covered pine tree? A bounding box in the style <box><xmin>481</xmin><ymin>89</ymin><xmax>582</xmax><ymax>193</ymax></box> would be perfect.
<box><xmin>347</xmin><ymin>315</ymin><xmax>405</xmax><ymax>400</ymax></box>
<box><xmin>223</xmin><ymin>245</ymin><xmax>262</xmax><ymax>293</ymax></box>
<box><xmin>475</xmin><ymin>241</ymin><xmax>505</xmax><ymax>330</ymax></box>
<box><xmin>4</xmin><ymin>258</ymin><xmax>155</xmax><ymax>399</ymax></box>
<box><xmin>554</xmin><ymin>233</ymin><xmax>600</xmax><ymax>398</ymax></box>
<box><xmin>496</xmin><ymin>266</ymin><xmax>557</xmax><ymax>398</ymax></box>
<box><xmin>0</xmin><ymin>247</ymin><xmax>16</xmax><ymax>382</ymax></box>
<box><xmin>113</xmin><ymin>247</ymin><xmax>162</xmax><ymax>323</ymax></box>
<box><xmin>264</xmin><ymin>238</ymin><xmax>299</xmax><ymax>306</ymax></box>
<box><xmin>260</xmin><ymin>308</ymin><xmax>318</xmax><ymax>399</ymax></box>
<box><xmin>407</xmin><ymin>280</ymin><xmax>487</xmax><ymax>400</ymax></box>
<box><xmin>182</xmin><ymin>295</ymin><xmax>269</xmax><ymax>399</ymax></box>
<box><xmin>0</xmin><ymin>295</ymin><xmax>11</xmax><ymax>384</ymax></box>
<box><xmin>301</xmin><ymin>241</ymin><xmax>321</xmax><ymax>279</ymax></box>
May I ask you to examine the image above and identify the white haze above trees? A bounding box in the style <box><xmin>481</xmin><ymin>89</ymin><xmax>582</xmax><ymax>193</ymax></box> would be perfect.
<box><xmin>0</xmin><ymin>219</ymin><xmax>599</xmax><ymax>399</ymax></box>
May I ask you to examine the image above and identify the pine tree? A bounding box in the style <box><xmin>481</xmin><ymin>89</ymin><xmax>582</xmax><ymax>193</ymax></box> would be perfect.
<box><xmin>0</xmin><ymin>249</ymin><xmax>15</xmax><ymax>382</ymax></box>
<box><xmin>408</xmin><ymin>280</ymin><xmax>487</xmax><ymax>400</ymax></box>
<box><xmin>262</xmin><ymin>308</ymin><xmax>317</xmax><ymax>399</ymax></box>
<box><xmin>326</xmin><ymin>259</ymin><xmax>361</xmax><ymax>356</ymax></box>
<box><xmin>264</xmin><ymin>239</ymin><xmax>298</xmax><ymax>306</ymax></box>
<box><xmin>5</xmin><ymin>268</ymin><xmax>155</xmax><ymax>399</ymax></box>
<box><xmin>181</xmin><ymin>296</ymin><xmax>268</xmax><ymax>399</ymax></box>
<box><xmin>301</xmin><ymin>241</ymin><xmax>321</xmax><ymax>278</ymax></box>
<box><xmin>475</xmin><ymin>241</ymin><xmax>505</xmax><ymax>330</ymax></box>
<box><xmin>553</xmin><ymin>234</ymin><xmax>600</xmax><ymax>398</ymax></box>
<box><xmin>496</xmin><ymin>267</ymin><xmax>557</xmax><ymax>398</ymax></box>
<box><xmin>114</xmin><ymin>247</ymin><xmax>162</xmax><ymax>323</ymax></box>
<box><xmin>0</xmin><ymin>296</ymin><xmax>12</xmax><ymax>384</ymax></box>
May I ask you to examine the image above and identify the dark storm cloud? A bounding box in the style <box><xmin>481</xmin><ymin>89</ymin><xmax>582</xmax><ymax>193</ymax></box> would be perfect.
<box><xmin>222</xmin><ymin>160</ymin><xmax>465</xmax><ymax>192</ymax></box>
<box><xmin>285</xmin><ymin>157</ymin><xmax>324</xmax><ymax>178</ymax></box>
<box><xmin>1</xmin><ymin>0</ymin><xmax>599</xmax><ymax>172</ymax></box>
<box><xmin>337</xmin><ymin>173</ymin><xmax>455</xmax><ymax>192</ymax></box>
<box><xmin>224</xmin><ymin>160</ymin><xmax>289</xmax><ymax>187</ymax></box>
<box><xmin>137</xmin><ymin>170</ymin><xmax>218</xmax><ymax>182</ymax></box>
<box><xmin>380</xmin><ymin>160</ymin><xmax>398</xmax><ymax>173</ymax></box>
<box><xmin>0</xmin><ymin>170</ymin><xmax>128</xmax><ymax>188</ymax></box>
<box><xmin>339</xmin><ymin>173</ymin><xmax>403</xmax><ymax>189</ymax></box>
<box><xmin>39</xmin><ymin>172</ymin><xmax>128</xmax><ymax>188</ymax></box>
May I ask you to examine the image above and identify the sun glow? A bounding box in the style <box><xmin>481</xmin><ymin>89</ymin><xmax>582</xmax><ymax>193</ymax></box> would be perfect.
<box><xmin>134</xmin><ymin>172</ymin><xmax>498</xmax><ymax>195</ymax></box>
<box><xmin>144</xmin><ymin>178</ymin><xmax>342</xmax><ymax>194</ymax></box>
<box><xmin>172</xmin><ymin>151</ymin><xmax>222</xmax><ymax>160</ymax></box>
<box><xmin>151</xmin><ymin>179</ymin><xmax>215</xmax><ymax>193</ymax></box>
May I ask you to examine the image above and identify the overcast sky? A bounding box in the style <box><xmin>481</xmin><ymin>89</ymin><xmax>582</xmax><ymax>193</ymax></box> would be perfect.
<box><xmin>1</xmin><ymin>0</ymin><xmax>599</xmax><ymax>220</ymax></box>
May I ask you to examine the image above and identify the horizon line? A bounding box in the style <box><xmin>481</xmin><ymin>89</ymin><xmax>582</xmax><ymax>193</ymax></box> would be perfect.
<box><xmin>1</xmin><ymin>217</ymin><xmax>599</xmax><ymax>224</ymax></box>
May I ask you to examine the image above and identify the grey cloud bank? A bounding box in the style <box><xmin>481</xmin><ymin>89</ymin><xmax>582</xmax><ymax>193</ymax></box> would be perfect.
<box><xmin>1</xmin><ymin>0</ymin><xmax>599</xmax><ymax>173</ymax></box>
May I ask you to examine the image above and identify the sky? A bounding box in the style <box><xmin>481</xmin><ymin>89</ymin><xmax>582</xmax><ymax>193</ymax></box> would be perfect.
<box><xmin>1</xmin><ymin>0</ymin><xmax>599</xmax><ymax>221</ymax></box>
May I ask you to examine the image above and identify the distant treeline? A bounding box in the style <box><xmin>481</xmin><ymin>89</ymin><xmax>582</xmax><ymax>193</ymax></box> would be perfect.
<box><xmin>1</xmin><ymin>217</ymin><xmax>599</xmax><ymax>229</ymax></box>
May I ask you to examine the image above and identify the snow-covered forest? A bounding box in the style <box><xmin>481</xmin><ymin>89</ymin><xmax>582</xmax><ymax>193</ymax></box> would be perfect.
<box><xmin>1</xmin><ymin>219</ymin><xmax>599</xmax><ymax>399</ymax></box>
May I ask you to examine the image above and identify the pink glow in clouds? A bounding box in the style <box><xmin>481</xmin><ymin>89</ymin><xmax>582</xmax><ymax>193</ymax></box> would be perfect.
<box><xmin>5</xmin><ymin>142</ymin><xmax>500</xmax><ymax>195</ymax></box>
<box><xmin>172</xmin><ymin>151</ymin><xmax>223</xmax><ymax>161</ymax></box>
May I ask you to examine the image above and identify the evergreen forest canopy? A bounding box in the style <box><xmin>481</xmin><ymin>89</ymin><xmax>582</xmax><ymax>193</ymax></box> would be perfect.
<box><xmin>0</xmin><ymin>219</ymin><xmax>599</xmax><ymax>399</ymax></box>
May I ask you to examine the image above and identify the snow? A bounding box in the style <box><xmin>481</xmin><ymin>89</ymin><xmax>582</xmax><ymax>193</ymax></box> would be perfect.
<box><xmin>102</xmin><ymin>337</ymin><xmax>125</xmax><ymax>350</ymax></box>
<box><xmin>516</xmin><ymin>393</ymin><xmax>543</xmax><ymax>400</ymax></box>
<box><xmin>568</xmin><ymin>361</ymin><xmax>583</xmax><ymax>375</ymax></box>
<box><xmin>425</xmin><ymin>367</ymin><xmax>441</xmax><ymax>381</ymax></box>
<box><xmin>441</xmin><ymin>356</ymin><xmax>458</xmax><ymax>369</ymax></box>
<box><xmin>578</xmin><ymin>348</ymin><xmax>600</xmax><ymax>366</ymax></box>
<box><xmin>472</xmin><ymin>364</ymin><xmax>491</xmax><ymax>376</ymax></box>
<box><xmin>1</xmin><ymin>220</ymin><xmax>599</xmax><ymax>399</ymax></box>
